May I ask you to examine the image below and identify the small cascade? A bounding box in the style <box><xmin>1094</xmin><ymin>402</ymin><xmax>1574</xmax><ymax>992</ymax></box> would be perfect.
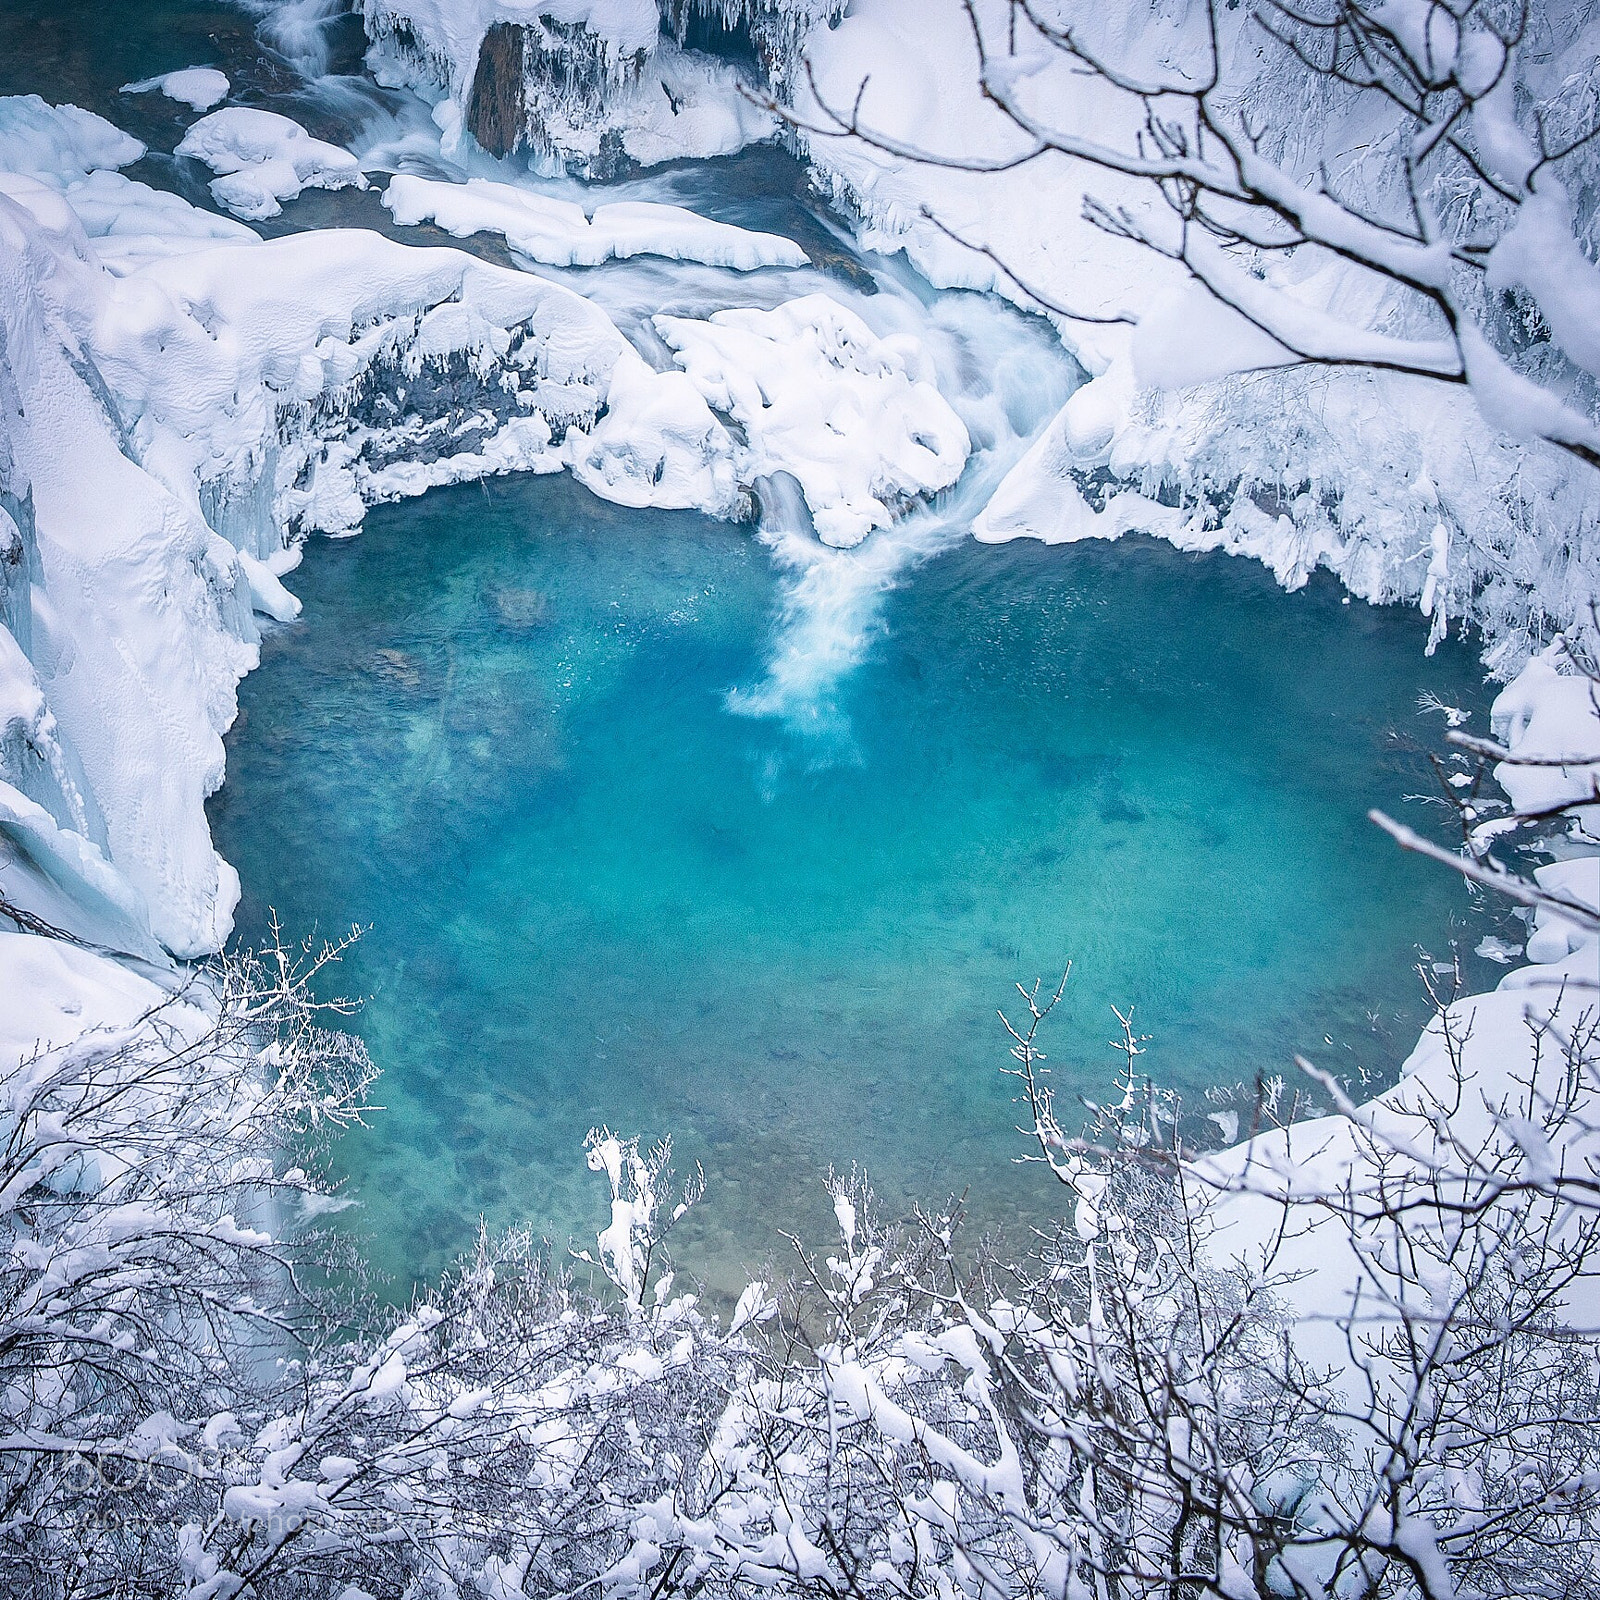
<box><xmin>255</xmin><ymin>0</ymin><xmax>351</xmax><ymax>81</ymax></box>
<box><xmin>732</xmin><ymin>281</ymin><xmax>1080</xmax><ymax>737</ymax></box>
<box><xmin>751</xmin><ymin>469</ymin><xmax>816</xmax><ymax>541</ymax></box>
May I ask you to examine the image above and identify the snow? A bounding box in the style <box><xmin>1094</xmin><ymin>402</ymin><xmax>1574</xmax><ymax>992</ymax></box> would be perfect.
<box><xmin>0</xmin><ymin>933</ymin><xmax>173</xmax><ymax>1075</ymax></box>
<box><xmin>120</xmin><ymin>68</ymin><xmax>231</xmax><ymax>113</ymax></box>
<box><xmin>382</xmin><ymin>173</ymin><xmax>807</xmax><ymax>270</ymax></box>
<box><xmin>0</xmin><ymin>96</ymin><xmax>144</xmax><ymax>187</ymax></box>
<box><xmin>1490</xmin><ymin>641</ymin><xmax>1600</xmax><ymax>832</ymax></box>
<box><xmin>176</xmin><ymin>107</ymin><xmax>367</xmax><ymax>221</ymax></box>
<box><xmin>657</xmin><ymin>295</ymin><xmax>971</xmax><ymax>546</ymax></box>
<box><xmin>786</xmin><ymin>0</ymin><xmax>1600</xmax><ymax>669</ymax></box>
<box><xmin>1525</xmin><ymin>857</ymin><xmax>1600</xmax><ymax>963</ymax></box>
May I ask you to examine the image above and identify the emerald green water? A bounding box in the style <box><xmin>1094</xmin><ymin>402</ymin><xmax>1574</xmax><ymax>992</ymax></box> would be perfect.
<box><xmin>211</xmin><ymin>473</ymin><xmax>1496</xmax><ymax>1298</ymax></box>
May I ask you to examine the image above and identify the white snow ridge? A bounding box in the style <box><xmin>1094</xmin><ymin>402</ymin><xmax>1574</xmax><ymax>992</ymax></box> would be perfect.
<box><xmin>177</xmin><ymin>107</ymin><xmax>367</xmax><ymax>220</ymax></box>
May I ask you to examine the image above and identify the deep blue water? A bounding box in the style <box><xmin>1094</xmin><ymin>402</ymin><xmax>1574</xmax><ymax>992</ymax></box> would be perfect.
<box><xmin>211</xmin><ymin>472</ymin><xmax>1499</xmax><ymax>1298</ymax></box>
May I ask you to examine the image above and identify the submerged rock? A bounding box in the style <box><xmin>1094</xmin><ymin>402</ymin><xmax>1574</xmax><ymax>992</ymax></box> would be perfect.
<box><xmin>486</xmin><ymin>585</ymin><xmax>552</xmax><ymax>631</ymax></box>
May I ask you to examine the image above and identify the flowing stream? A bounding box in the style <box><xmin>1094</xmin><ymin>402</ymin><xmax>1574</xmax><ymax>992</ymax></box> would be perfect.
<box><xmin>7</xmin><ymin>0</ymin><xmax>1508</xmax><ymax>1300</ymax></box>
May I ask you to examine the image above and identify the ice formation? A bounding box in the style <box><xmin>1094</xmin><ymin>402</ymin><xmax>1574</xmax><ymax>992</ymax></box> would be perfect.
<box><xmin>120</xmin><ymin>67</ymin><xmax>231</xmax><ymax>112</ymax></box>
<box><xmin>361</xmin><ymin>0</ymin><xmax>830</xmax><ymax>171</ymax></box>
<box><xmin>383</xmin><ymin>172</ymin><xmax>808</xmax><ymax>270</ymax></box>
<box><xmin>176</xmin><ymin>106</ymin><xmax>368</xmax><ymax>220</ymax></box>
<box><xmin>657</xmin><ymin>295</ymin><xmax>971</xmax><ymax>546</ymax></box>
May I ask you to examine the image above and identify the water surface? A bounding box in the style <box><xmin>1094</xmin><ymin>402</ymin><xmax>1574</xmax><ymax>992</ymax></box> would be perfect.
<box><xmin>212</xmin><ymin>474</ymin><xmax>1498</xmax><ymax>1296</ymax></box>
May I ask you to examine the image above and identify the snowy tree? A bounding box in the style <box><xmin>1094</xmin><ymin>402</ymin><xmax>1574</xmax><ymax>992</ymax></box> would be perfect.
<box><xmin>786</xmin><ymin>0</ymin><xmax>1600</xmax><ymax>472</ymax></box>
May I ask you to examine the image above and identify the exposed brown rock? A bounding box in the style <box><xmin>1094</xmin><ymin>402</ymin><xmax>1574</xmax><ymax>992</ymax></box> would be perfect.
<box><xmin>467</xmin><ymin>22</ymin><xmax>527</xmax><ymax>158</ymax></box>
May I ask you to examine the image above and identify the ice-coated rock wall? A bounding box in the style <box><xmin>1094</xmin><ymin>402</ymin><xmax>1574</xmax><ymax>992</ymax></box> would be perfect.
<box><xmin>361</xmin><ymin>0</ymin><xmax>840</xmax><ymax>172</ymax></box>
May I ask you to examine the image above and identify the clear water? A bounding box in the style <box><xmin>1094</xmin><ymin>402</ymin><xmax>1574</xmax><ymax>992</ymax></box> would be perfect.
<box><xmin>211</xmin><ymin>472</ymin><xmax>1497</xmax><ymax>1299</ymax></box>
<box><xmin>6</xmin><ymin>0</ymin><xmax>1504</xmax><ymax>1301</ymax></box>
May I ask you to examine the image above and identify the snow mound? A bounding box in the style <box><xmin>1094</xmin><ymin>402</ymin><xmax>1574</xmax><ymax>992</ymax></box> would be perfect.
<box><xmin>0</xmin><ymin>934</ymin><xmax>177</xmax><ymax>1072</ymax></box>
<box><xmin>656</xmin><ymin>295</ymin><xmax>971</xmax><ymax>547</ymax></box>
<box><xmin>120</xmin><ymin>68</ymin><xmax>230</xmax><ymax>112</ymax></box>
<box><xmin>0</xmin><ymin>96</ymin><xmax>144</xmax><ymax>186</ymax></box>
<box><xmin>176</xmin><ymin>107</ymin><xmax>366</xmax><ymax>221</ymax></box>
<box><xmin>25</xmin><ymin>169</ymin><xmax>260</xmax><ymax>272</ymax></box>
<box><xmin>1490</xmin><ymin>642</ymin><xmax>1600</xmax><ymax>833</ymax></box>
<box><xmin>571</xmin><ymin>351</ymin><xmax>736</xmax><ymax>511</ymax></box>
<box><xmin>383</xmin><ymin>174</ymin><xmax>807</xmax><ymax>271</ymax></box>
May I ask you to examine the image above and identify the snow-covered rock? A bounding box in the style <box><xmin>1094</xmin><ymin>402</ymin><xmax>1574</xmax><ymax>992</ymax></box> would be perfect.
<box><xmin>120</xmin><ymin>67</ymin><xmax>231</xmax><ymax>112</ymax></box>
<box><xmin>176</xmin><ymin>107</ymin><xmax>367</xmax><ymax>221</ymax></box>
<box><xmin>383</xmin><ymin>173</ymin><xmax>807</xmax><ymax>270</ymax></box>
<box><xmin>657</xmin><ymin>294</ymin><xmax>970</xmax><ymax>546</ymax></box>
<box><xmin>1490</xmin><ymin>641</ymin><xmax>1600</xmax><ymax>833</ymax></box>
<box><xmin>0</xmin><ymin>95</ymin><xmax>144</xmax><ymax>187</ymax></box>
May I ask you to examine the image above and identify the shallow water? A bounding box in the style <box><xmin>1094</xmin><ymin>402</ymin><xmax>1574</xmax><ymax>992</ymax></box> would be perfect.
<box><xmin>211</xmin><ymin>470</ymin><xmax>1499</xmax><ymax>1298</ymax></box>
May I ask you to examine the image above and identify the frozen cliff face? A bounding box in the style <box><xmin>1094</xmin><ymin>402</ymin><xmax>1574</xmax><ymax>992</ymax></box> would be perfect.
<box><xmin>360</xmin><ymin>0</ymin><xmax>839</xmax><ymax>172</ymax></box>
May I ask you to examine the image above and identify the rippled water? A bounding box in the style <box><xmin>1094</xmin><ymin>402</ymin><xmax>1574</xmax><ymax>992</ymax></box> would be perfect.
<box><xmin>211</xmin><ymin>471</ymin><xmax>1498</xmax><ymax>1298</ymax></box>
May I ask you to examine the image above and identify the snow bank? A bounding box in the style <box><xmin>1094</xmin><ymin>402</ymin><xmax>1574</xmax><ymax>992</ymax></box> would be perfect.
<box><xmin>0</xmin><ymin>933</ymin><xmax>175</xmax><ymax>1073</ymax></box>
<box><xmin>120</xmin><ymin>68</ymin><xmax>231</xmax><ymax>112</ymax></box>
<box><xmin>383</xmin><ymin>173</ymin><xmax>807</xmax><ymax>270</ymax></box>
<box><xmin>657</xmin><ymin>294</ymin><xmax>971</xmax><ymax>546</ymax></box>
<box><xmin>0</xmin><ymin>95</ymin><xmax>144</xmax><ymax>186</ymax></box>
<box><xmin>176</xmin><ymin>107</ymin><xmax>366</xmax><ymax>220</ymax></box>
